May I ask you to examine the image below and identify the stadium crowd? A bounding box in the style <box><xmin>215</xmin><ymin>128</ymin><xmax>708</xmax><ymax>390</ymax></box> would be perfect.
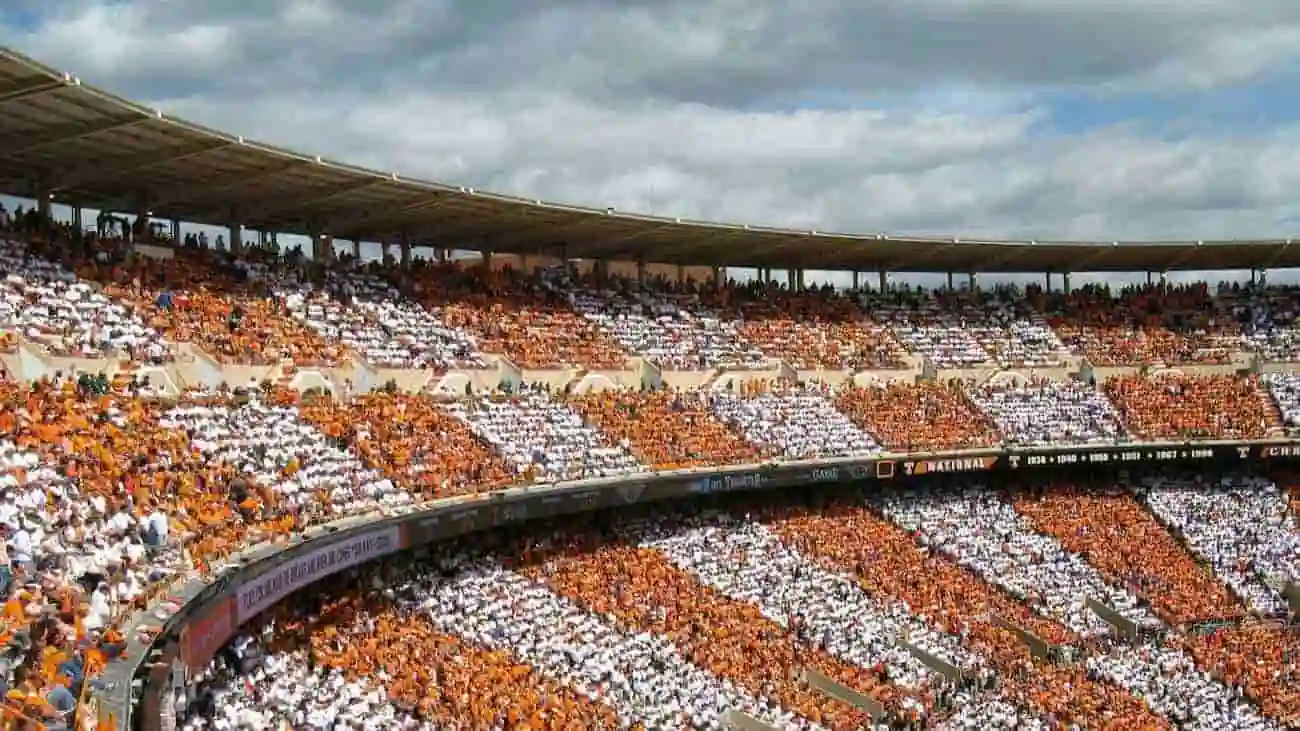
<box><xmin>0</xmin><ymin>213</ymin><xmax>1299</xmax><ymax>730</ymax></box>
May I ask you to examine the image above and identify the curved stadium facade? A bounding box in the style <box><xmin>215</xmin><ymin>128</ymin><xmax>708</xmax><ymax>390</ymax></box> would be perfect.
<box><xmin>0</xmin><ymin>47</ymin><xmax>1296</xmax><ymax>731</ymax></box>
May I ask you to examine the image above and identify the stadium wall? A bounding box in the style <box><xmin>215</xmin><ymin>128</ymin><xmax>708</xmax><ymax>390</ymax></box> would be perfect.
<box><xmin>104</xmin><ymin>438</ymin><xmax>1300</xmax><ymax>731</ymax></box>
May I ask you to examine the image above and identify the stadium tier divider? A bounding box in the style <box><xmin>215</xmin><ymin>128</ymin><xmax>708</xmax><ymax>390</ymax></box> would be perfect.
<box><xmin>1084</xmin><ymin>596</ymin><xmax>1139</xmax><ymax>641</ymax></box>
<box><xmin>722</xmin><ymin>708</ymin><xmax>781</xmax><ymax>731</ymax></box>
<box><xmin>1285</xmin><ymin>581</ymin><xmax>1300</xmax><ymax>617</ymax></box>
<box><xmin>798</xmin><ymin>668</ymin><xmax>886</xmax><ymax>722</ymax></box>
<box><xmin>896</xmin><ymin>639</ymin><xmax>964</xmax><ymax>684</ymax></box>
<box><xmin>991</xmin><ymin>615</ymin><xmax>1053</xmax><ymax>661</ymax></box>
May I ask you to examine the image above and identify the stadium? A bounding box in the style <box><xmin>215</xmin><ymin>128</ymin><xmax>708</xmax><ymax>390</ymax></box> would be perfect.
<box><xmin>0</xmin><ymin>40</ymin><xmax>1300</xmax><ymax>731</ymax></box>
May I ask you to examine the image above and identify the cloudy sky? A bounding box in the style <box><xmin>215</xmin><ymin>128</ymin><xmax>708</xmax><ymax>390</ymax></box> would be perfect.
<box><xmin>6</xmin><ymin>0</ymin><xmax>1300</xmax><ymax>283</ymax></box>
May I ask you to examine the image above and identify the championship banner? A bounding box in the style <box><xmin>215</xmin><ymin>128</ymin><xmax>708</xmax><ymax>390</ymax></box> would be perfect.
<box><xmin>1008</xmin><ymin>445</ymin><xmax>1218</xmax><ymax>469</ymax></box>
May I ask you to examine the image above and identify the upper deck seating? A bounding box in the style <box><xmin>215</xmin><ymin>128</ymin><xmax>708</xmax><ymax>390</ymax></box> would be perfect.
<box><xmin>401</xmin><ymin>263</ymin><xmax>631</xmax><ymax>370</ymax></box>
<box><xmin>567</xmin><ymin>275</ymin><xmax>768</xmax><ymax>370</ymax></box>
<box><xmin>0</xmin><ymin>237</ymin><xmax>166</xmax><ymax>361</ymax></box>
<box><xmin>712</xmin><ymin>282</ymin><xmax>906</xmax><ymax>371</ymax></box>
<box><xmin>1045</xmin><ymin>283</ymin><xmax>1235</xmax><ymax>366</ymax></box>
<box><xmin>92</xmin><ymin>249</ymin><xmax>345</xmax><ymax>366</ymax></box>
<box><xmin>862</xmin><ymin>286</ymin><xmax>1067</xmax><ymax>369</ymax></box>
<box><xmin>280</xmin><ymin>269</ymin><xmax>485</xmax><ymax>371</ymax></box>
<box><xmin>1216</xmin><ymin>283</ymin><xmax>1300</xmax><ymax>361</ymax></box>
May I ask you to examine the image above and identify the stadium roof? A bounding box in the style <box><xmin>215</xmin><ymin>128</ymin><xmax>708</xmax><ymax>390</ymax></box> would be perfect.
<box><xmin>0</xmin><ymin>46</ymin><xmax>1297</xmax><ymax>274</ymax></box>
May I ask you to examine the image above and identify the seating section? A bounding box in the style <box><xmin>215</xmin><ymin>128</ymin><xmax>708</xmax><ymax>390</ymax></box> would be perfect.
<box><xmin>410</xmin><ymin>264</ymin><xmax>633</xmax><ymax>369</ymax></box>
<box><xmin>1011</xmin><ymin>484</ymin><xmax>1244</xmax><ymax>626</ymax></box>
<box><xmin>569</xmin><ymin>281</ymin><xmax>767</xmax><ymax>370</ymax></box>
<box><xmin>1104</xmin><ymin>373</ymin><xmax>1280</xmax><ymax>440</ymax></box>
<box><xmin>568</xmin><ymin>388</ymin><xmax>764</xmax><ymax>469</ymax></box>
<box><xmin>863</xmin><ymin>288</ymin><xmax>1067</xmax><ymax>369</ymax></box>
<box><xmin>765</xmin><ymin>498</ymin><xmax>1170</xmax><ymax>730</ymax></box>
<box><xmin>872</xmin><ymin>485</ymin><xmax>1280</xmax><ymax>729</ymax></box>
<box><xmin>709</xmin><ymin>383</ymin><xmax>880</xmax><ymax>460</ymax></box>
<box><xmin>1135</xmin><ymin>474</ymin><xmax>1300</xmax><ymax>616</ymax></box>
<box><xmin>1262</xmin><ymin>372</ymin><xmax>1300</xmax><ymax>428</ymax></box>
<box><xmin>1045</xmin><ymin>284</ymin><xmax>1235</xmax><ymax>365</ymax></box>
<box><xmin>8</xmin><ymin>224</ymin><xmax>1300</xmax><ymax>373</ymax></box>
<box><xmin>160</xmin><ymin>395</ymin><xmax>405</xmax><ymax>515</ymax></box>
<box><xmin>966</xmin><ymin>377</ymin><xmax>1126</xmax><ymax>446</ymax></box>
<box><xmin>444</xmin><ymin>390</ymin><xmax>645</xmax><ymax>482</ymax></box>
<box><xmin>1011</xmin><ymin>481</ymin><xmax>1300</xmax><ymax>724</ymax></box>
<box><xmin>0</xmin><ymin>238</ymin><xmax>166</xmax><ymax>359</ymax></box>
<box><xmin>1218</xmin><ymin>284</ymin><xmax>1300</xmax><ymax>361</ymax></box>
<box><xmin>98</xmin><ymin>252</ymin><xmax>346</xmax><ymax>366</ymax></box>
<box><xmin>293</xmin><ymin>392</ymin><xmax>516</xmax><ymax>498</ymax></box>
<box><xmin>834</xmin><ymin>381</ymin><xmax>1001</xmax><ymax>452</ymax></box>
<box><xmin>718</xmin><ymin>284</ymin><xmax>906</xmax><ymax>370</ymax></box>
<box><xmin>281</xmin><ymin>271</ymin><xmax>486</xmax><ymax>370</ymax></box>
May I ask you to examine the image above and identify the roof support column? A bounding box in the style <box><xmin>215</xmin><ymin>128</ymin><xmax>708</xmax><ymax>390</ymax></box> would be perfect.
<box><xmin>311</xmin><ymin>229</ymin><xmax>331</xmax><ymax>262</ymax></box>
<box><xmin>796</xmin><ymin>269</ymin><xmax>805</xmax><ymax>290</ymax></box>
<box><xmin>968</xmin><ymin>272</ymin><xmax>977</xmax><ymax>291</ymax></box>
<box><xmin>352</xmin><ymin>239</ymin><xmax>361</xmax><ymax>260</ymax></box>
<box><xmin>852</xmin><ymin>271</ymin><xmax>860</xmax><ymax>291</ymax></box>
<box><xmin>1063</xmin><ymin>272</ymin><xmax>1071</xmax><ymax>293</ymax></box>
<box><xmin>878</xmin><ymin>270</ymin><xmax>887</xmax><ymax>292</ymax></box>
<box><xmin>1146</xmin><ymin>271</ymin><xmax>1153</xmax><ymax>285</ymax></box>
<box><xmin>712</xmin><ymin>265</ymin><xmax>723</xmax><ymax>290</ymax></box>
<box><xmin>1045</xmin><ymin>271</ymin><xmax>1051</xmax><ymax>292</ymax></box>
<box><xmin>134</xmin><ymin>190</ymin><xmax>151</xmax><ymax>244</ymax></box>
<box><xmin>171</xmin><ymin>219</ymin><xmax>180</xmax><ymax>244</ymax></box>
<box><xmin>381</xmin><ymin>239</ymin><xmax>393</xmax><ymax>265</ymax></box>
<box><xmin>36</xmin><ymin>174</ymin><xmax>52</xmax><ymax>221</ymax></box>
<box><xmin>1260</xmin><ymin>269</ymin><xmax>1268</xmax><ymax>286</ymax></box>
<box><xmin>678</xmin><ymin>264</ymin><xmax>686</xmax><ymax>285</ymax></box>
<box><xmin>228</xmin><ymin>223</ymin><xmax>243</xmax><ymax>255</ymax></box>
<box><xmin>787</xmin><ymin>269</ymin><xmax>795</xmax><ymax>288</ymax></box>
<box><xmin>947</xmin><ymin>272</ymin><xmax>954</xmax><ymax>291</ymax></box>
<box><xmin>399</xmin><ymin>233</ymin><xmax>411</xmax><ymax>269</ymax></box>
<box><xmin>72</xmin><ymin>206</ymin><xmax>82</xmax><ymax>234</ymax></box>
<box><xmin>636</xmin><ymin>257</ymin><xmax>647</xmax><ymax>286</ymax></box>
